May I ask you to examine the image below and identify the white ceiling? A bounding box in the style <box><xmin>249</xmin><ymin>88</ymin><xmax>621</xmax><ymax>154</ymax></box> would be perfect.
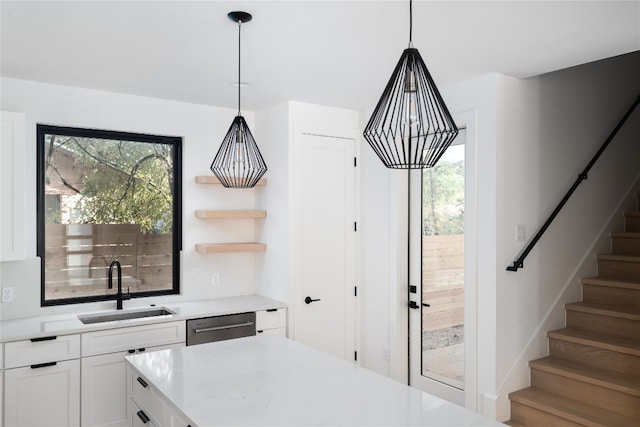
<box><xmin>1</xmin><ymin>1</ymin><xmax>639</xmax><ymax>112</ymax></box>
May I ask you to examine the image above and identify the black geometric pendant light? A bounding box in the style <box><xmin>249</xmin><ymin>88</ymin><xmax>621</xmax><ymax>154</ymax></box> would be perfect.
<box><xmin>363</xmin><ymin>0</ymin><xmax>458</xmax><ymax>169</ymax></box>
<box><xmin>210</xmin><ymin>11</ymin><xmax>267</xmax><ymax>188</ymax></box>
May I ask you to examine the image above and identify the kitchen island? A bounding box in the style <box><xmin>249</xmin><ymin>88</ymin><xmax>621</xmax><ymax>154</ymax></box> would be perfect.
<box><xmin>125</xmin><ymin>335</ymin><xmax>504</xmax><ymax>426</ymax></box>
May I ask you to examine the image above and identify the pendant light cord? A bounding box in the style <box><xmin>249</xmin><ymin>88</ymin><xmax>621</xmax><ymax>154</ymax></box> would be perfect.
<box><xmin>237</xmin><ymin>20</ymin><xmax>241</xmax><ymax>115</ymax></box>
<box><xmin>409</xmin><ymin>0</ymin><xmax>413</xmax><ymax>44</ymax></box>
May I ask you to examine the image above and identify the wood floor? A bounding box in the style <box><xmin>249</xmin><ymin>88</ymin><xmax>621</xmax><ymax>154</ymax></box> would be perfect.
<box><xmin>507</xmin><ymin>195</ymin><xmax>640</xmax><ymax>426</ymax></box>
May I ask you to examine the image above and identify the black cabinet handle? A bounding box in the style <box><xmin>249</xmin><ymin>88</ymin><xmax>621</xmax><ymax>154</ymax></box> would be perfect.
<box><xmin>30</xmin><ymin>336</ymin><xmax>57</xmax><ymax>342</ymax></box>
<box><xmin>257</xmin><ymin>330</ymin><xmax>264</xmax><ymax>334</ymax></box>
<box><xmin>137</xmin><ymin>410</ymin><xmax>150</xmax><ymax>424</ymax></box>
<box><xmin>128</xmin><ymin>349</ymin><xmax>136</xmax><ymax>354</ymax></box>
<box><xmin>31</xmin><ymin>361</ymin><xmax>57</xmax><ymax>369</ymax></box>
<box><xmin>138</xmin><ymin>348</ymin><xmax>146</xmax><ymax>352</ymax></box>
<box><xmin>423</xmin><ymin>302</ymin><xmax>431</xmax><ymax>307</ymax></box>
<box><xmin>266</xmin><ymin>308</ymin><xmax>278</xmax><ymax>312</ymax></box>
<box><xmin>304</xmin><ymin>296</ymin><xmax>320</xmax><ymax>304</ymax></box>
<box><xmin>137</xmin><ymin>376</ymin><xmax>148</xmax><ymax>388</ymax></box>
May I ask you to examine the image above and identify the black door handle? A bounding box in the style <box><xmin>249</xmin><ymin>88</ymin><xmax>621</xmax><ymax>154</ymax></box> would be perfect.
<box><xmin>409</xmin><ymin>301</ymin><xmax>431</xmax><ymax>309</ymax></box>
<box><xmin>305</xmin><ymin>296</ymin><xmax>321</xmax><ymax>304</ymax></box>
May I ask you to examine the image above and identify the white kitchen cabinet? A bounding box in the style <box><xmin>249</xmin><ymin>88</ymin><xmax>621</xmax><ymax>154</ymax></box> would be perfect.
<box><xmin>1</xmin><ymin>349</ymin><xmax>3</xmax><ymax>427</ymax></box>
<box><xmin>165</xmin><ymin>405</ymin><xmax>190</xmax><ymax>427</ymax></box>
<box><xmin>82</xmin><ymin>351</ymin><xmax>129</xmax><ymax>427</ymax></box>
<box><xmin>82</xmin><ymin>321</ymin><xmax>185</xmax><ymax>357</ymax></box>
<box><xmin>5</xmin><ymin>334</ymin><xmax>80</xmax><ymax>368</ymax></box>
<box><xmin>0</xmin><ymin>111</ymin><xmax>25</xmax><ymax>261</ymax></box>
<box><xmin>1</xmin><ymin>369</ymin><xmax>3</xmax><ymax>427</ymax></box>
<box><xmin>256</xmin><ymin>308</ymin><xmax>287</xmax><ymax>337</ymax></box>
<box><xmin>128</xmin><ymin>397</ymin><xmax>160</xmax><ymax>427</ymax></box>
<box><xmin>4</xmin><ymin>334</ymin><xmax>81</xmax><ymax>427</ymax></box>
<box><xmin>4</xmin><ymin>359</ymin><xmax>80</xmax><ymax>427</ymax></box>
<box><xmin>81</xmin><ymin>322</ymin><xmax>185</xmax><ymax>427</ymax></box>
<box><xmin>82</xmin><ymin>343</ymin><xmax>183</xmax><ymax>427</ymax></box>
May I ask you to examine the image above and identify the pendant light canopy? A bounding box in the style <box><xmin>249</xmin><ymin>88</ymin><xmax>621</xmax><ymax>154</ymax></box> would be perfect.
<box><xmin>210</xmin><ymin>11</ymin><xmax>267</xmax><ymax>188</ymax></box>
<box><xmin>363</xmin><ymin>0</ymin><xmax>458</xmax><ymax>169</ymax></box>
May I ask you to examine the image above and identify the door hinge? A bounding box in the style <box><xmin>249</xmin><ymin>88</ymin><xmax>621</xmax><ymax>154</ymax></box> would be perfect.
<box><xmin>354</xmin><ymin>286</ymin><xmax>357</xmax><ymax>297</ymax></box>
<box><xmin>354</xmin><ymin>221</ymin><xmax>357</xmax><ymax>232</ymax></box>
<box><xmin>354</xmin><ymin>351</ymin><xmax>358</xmax><ymax>361</ymax></box>
<box><xmin>354</xmin><ymin>157</ymin><xmax>357</xmax><ymax>167</ymax></box>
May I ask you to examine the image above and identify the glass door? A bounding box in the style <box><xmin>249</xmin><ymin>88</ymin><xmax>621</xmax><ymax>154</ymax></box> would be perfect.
<box><xmin>409</xmin><ymin>127</ymin><xmax>469</xmax><ymax>406</ymax></box>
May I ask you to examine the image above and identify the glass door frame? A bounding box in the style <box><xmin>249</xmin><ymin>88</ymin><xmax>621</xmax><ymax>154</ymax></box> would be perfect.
<box><xmin>408</xmin><ymin>110</ymin><xmax>478</xmax><ymax>410</ymax></box>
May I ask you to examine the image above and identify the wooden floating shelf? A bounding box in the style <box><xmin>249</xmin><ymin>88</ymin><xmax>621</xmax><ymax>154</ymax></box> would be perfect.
<box><xmin>195</xmin><ymin>176</ymin><xmax>267</xmax><ymax>186</ymax></box>
<box><xmin>195</xmin><ymin>243</ymin><xmax>267</xmax><ymax>253</ymax></box>
<box><xmin>195</xmin><ymin>210</ymin><xmax>267</xmax><ymax>219</ymax></box>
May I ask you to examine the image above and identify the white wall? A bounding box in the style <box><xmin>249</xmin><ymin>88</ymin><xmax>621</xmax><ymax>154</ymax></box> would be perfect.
<box><xmin>0</xmin><ymin>77</ymin><xmax>262</xmax><ymax>319</ymax></box>
<box><xmin>254</xmin><ymin>101</ymin><xmax>292</xmax><ymax>303</ymax></box>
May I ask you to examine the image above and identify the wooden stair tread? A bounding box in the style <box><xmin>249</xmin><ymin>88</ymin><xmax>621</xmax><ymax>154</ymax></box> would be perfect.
<box><xmin>611</xmin><ymin>232</ymin><xmax>640</xmax><ymax>238</ymax></box>
<box><xmin>509</xmin><ymin>387</ymin><xmax>639</xmax><ymax>426</ymax></box>
<box><xmin>597</xmin><ymin>254</ymin><xmax>640</xmax><ymax>262</ymax></box>
<box><xmin>530</xmin><ymin>356</ymin><xmax>640</xmax><ymax>396</ymax></box>
<box><xmin>565</xmin><ymin>301</ymin><xmax>640</xmax><ymax>320</ymax></box>
<box><xmin>547</xmin><ymin>327</ymin><xmax>640</xmax><ymax>356</ymax></box>
<box><xmin>582</xmin><ymin>276</ymin><xmax>640</xmax><ymax>289</ymax></box>
<box><xmin>503</xmin><ymin>421</ymin><xmax>527</xmax><ymax>427</ymax></box>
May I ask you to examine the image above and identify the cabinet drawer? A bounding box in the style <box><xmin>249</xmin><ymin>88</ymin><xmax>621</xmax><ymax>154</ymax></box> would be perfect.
<box><xmin>256</xmin><ymin>308</ymin><xmax>286</xmax><ymax>331</ymax></box>
<box><xmin>4</xmin><ymin>334</ymin><xmax>80</xmax><ymax>368</ymax></box>
<box><xmin>82</xmin><ymin>321</ymin><xmax>186</xmax><ymax>356</ymax></box>
<box><xmin>166</xmin><ymin>404</ymin><xmax>192</xmax><ymax>427</ymax></box>
<box><xmin>130</xmin><ymin>373</ymin><xmax>164</xmax><ymax>426</ymax></box>
<box><xmin>257</xmin><ymin>327</ymin><xmax>287</xmax><ymax>337</ymax></box>
<box><xmin>129</xmin><ymin>396</ymin><xmax>161</xmax><ymax>427</ymax></box>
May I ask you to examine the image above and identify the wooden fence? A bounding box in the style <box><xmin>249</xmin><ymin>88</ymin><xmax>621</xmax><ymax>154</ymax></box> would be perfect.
<box><xmin>44</xmin><ymin>224</ymin><xmax>172</xmax><ymax>300</ymax></box>
<box><xmin>422</xmin><ymin>234</ymin><xmax>464</xmax><ymax>332</ymax></box>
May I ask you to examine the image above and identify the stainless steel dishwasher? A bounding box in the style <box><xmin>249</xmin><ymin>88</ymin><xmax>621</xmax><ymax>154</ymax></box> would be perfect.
<box><xmin>186</xmin><ymin>312</ymin><xmax>256</xmax><ymax>346</ymax></box>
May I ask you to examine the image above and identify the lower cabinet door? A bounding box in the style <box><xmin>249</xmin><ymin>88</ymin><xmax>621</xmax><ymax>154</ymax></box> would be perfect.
<box><xmin>4</xmin><ymin>359</ymin><xmax>80</xmax><ymax>427</ymax></box>
<box><xmin>81</xmin><ymin>351</ymin><xmax>129</xmax><ymax>427</ymax></box>
<box><xmin>82</xmin><ymin>343</ymin><xmax>183</xmax><ymax>427</ymax></box>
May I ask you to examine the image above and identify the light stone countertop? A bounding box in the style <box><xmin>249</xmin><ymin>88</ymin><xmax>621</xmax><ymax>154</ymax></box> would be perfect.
<box><xmin>0</xmin><ymin>295</ymin><xmax>286</xmax><ymax>342</ymax></box>
<box><xmin>126</xmin><ymin>335</ymin><xmax>505</xmax><ymax>426</ymax></box>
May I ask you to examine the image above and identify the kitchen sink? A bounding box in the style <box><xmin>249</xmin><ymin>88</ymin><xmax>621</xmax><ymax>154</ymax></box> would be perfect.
<box><xmin>78</xmin><ymin>307</ymin><xmax>175</xmax><ymax>324</ymax></box>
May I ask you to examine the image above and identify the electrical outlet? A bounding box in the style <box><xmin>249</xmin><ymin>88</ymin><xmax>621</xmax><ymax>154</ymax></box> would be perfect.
<box><xmin>211</xmin><ymin>273</ymin><xmax>221</xmax><ymax>287</ymax></box>
<box><xmin>2</xmin><ymin>287</ymin><xmax>14</xmax><ymax>303</ymax></box>
<box><xmin>382</xmin><ymin>346</ymin><xmax>390</xmax><ymax>361</ymax></box>
<box><xmin>516</xmin><ymin>224</ymin><xmax>527</xmax><ymax>241</ymax></box>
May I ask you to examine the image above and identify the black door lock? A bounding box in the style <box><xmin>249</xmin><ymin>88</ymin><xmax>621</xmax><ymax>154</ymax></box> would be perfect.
<box><xmin>304</xmin><ymin>296</ymin><xmax>321</xmax><ymax>304</ymax></box>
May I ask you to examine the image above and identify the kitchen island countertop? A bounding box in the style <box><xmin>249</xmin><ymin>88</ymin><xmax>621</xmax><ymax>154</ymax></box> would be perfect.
<box><xmin>126</xmin><ymin>335</ymin><xmax>505</xmax><ymax>426</ymax></box>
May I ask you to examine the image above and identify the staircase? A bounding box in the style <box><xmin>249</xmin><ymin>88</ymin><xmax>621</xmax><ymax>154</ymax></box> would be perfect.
<box><xmin>507</xmin><ymin>194</ymin><xmax>640</xmax><ymax>426</ymax></box>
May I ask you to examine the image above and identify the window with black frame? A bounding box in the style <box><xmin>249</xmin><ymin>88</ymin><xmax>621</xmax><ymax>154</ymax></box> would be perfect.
<box><xmin>37</xmin><ymin>125</ymin><xmax>181</xmax><ymax>306</ymax></box>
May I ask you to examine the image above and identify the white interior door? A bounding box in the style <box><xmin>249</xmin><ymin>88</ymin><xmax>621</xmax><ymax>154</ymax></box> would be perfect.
<box><xmin>409</xmin><ymin>111</ymin><xmax>477</xmax><ymax>410</ymax></box>
<box><xmin>292</xmin><ymin>132</ymin><xmax>357</xmax><ymax>361</ymax></box>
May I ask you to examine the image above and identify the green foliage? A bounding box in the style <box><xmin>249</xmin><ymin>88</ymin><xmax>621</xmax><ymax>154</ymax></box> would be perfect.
<box><xmin>422</xmin><ymin>159</ymin><xmax>464</xmax><ymax>236</ymax></box>
<box><xmin>45</xmin><ymin>135</ymin><xmax>174</xmax><ymax>234</ymax></box>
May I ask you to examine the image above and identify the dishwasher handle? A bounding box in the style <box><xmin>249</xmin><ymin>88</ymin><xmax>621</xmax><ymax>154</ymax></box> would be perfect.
<box><xmin>194</xmin><ymin>321</ymin><xmax>254</xmax><ymax>334</ymax></box>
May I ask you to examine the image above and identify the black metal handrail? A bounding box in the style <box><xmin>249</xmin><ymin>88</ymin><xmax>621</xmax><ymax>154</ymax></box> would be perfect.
<box><xmin>507</xmin><ymin>94</ymin><xmax>640</xmax><ymax>272</ymax></box>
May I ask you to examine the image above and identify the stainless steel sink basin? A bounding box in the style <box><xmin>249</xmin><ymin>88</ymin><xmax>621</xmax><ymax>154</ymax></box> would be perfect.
<box><xmin>78</xmin><ymin>307</ymin><xmax>175</xmax><ymax>324</ymax></box>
